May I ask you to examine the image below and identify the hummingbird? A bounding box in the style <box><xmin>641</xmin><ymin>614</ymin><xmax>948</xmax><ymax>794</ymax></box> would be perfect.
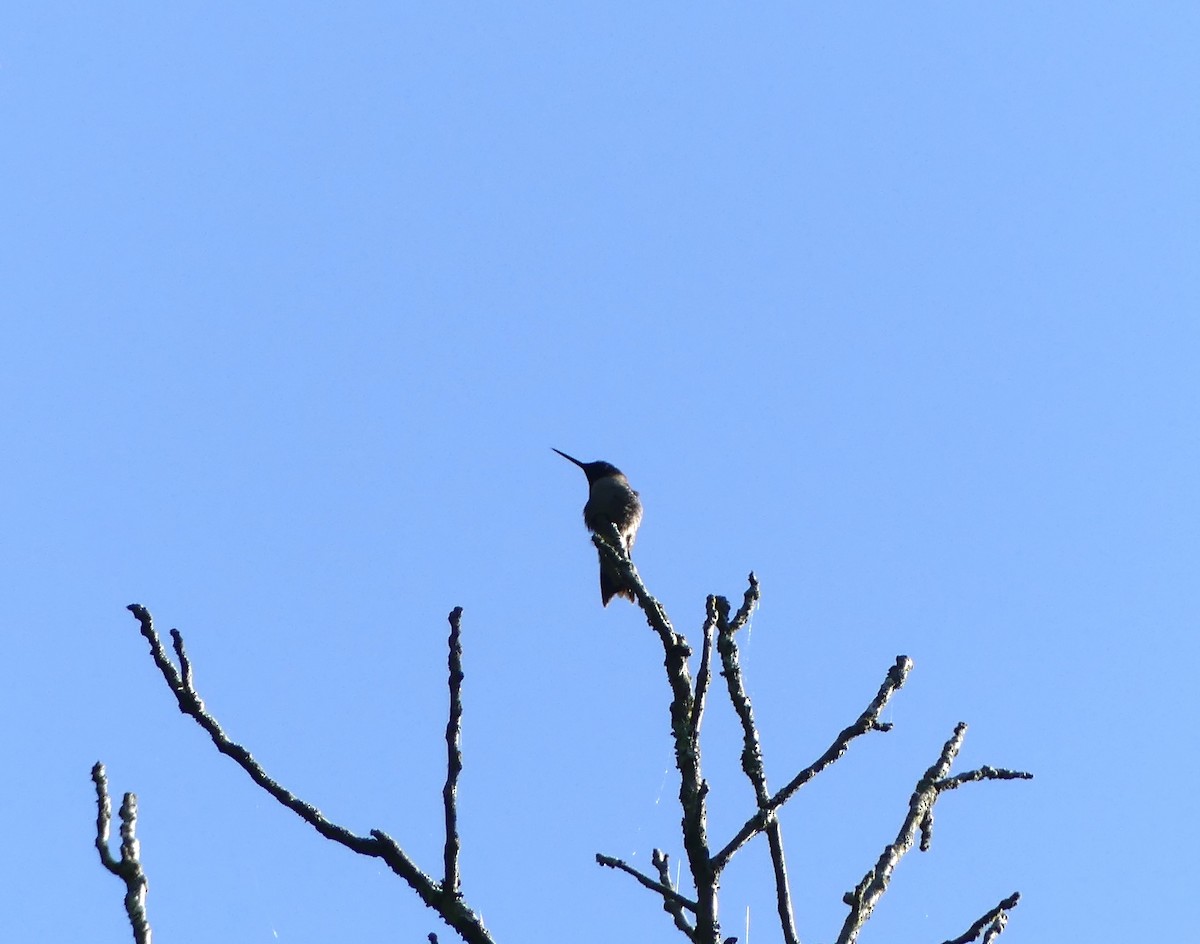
<box><xmin>553</xmin><ymin>448</ymin><xmax>643</xmax><ymax>606</ymax></box>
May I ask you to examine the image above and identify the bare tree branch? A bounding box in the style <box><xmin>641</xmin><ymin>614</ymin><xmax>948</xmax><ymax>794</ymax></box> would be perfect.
<box><xmin>690</xmin><ymin>597</ymin><xmax>720</xmax><ymax>740</ymax></box>
<box><xmin>940</xmin><ymin>892</ymin><xmax>1020</xmax><ymax>944</ymax></box>
<box><xmin>713</xmin><ymin>586</ymin><xmax>798</xmax><ymax>944</ymax></box>
<box><xmin>596</xmin><ymin>853</ymin><xmax>699</xmax><ymax>914</ymax></box>
<box><xmin>121</xmin><ymin>546</ymin><xmax>1027</xmax><ymax>944</ymax></box>
<box><xmin>653</xmin><ymin>849</ymin><xmax>699</xmax><ymax>939</ymax></box>
<box><xmin>836</xmin><ymin>723</ymin><xmax>970</xmax><ymax>944</ymax></box>
<box><xmin>921</xmin><ymin>766</ymin><xmax>1032</xmax><ymax>852</ymax></box>
<box><xmin>713</xmin><ymin>655</ymin><xmax>912</xmax><ymax>870</ymax></box>
<box><xmin>92</xmin><ymin>763</ymin><xmax>152</xmax><ymax>944</ymax></box>
<box><xmin>586</xmin><ymin>549</ymin><xmax>1028</xmax><ymax>944</ymax></box>
<box><xmin>937</xmin><ymin>767</ymin><xmax>1034</xmax><ymax>793</ymax></box>
<box><xmin>592</xmin><ymin>527</ymin><xmax>721</xmax><ymax>943</ymax></box>
<box><xmin>836</xmin><ymin>724</ymin><xmax>1031</xmax><ymax>944</ymax></box>
<box><xmin>124</xmin><ymin>604</ymin><xmax>494</xmax><ymax>944</ymax></box>
<box><xmin>443</xmin><ymin>607</ymin><xmax>466</xmax><ymax>898</ymax></box>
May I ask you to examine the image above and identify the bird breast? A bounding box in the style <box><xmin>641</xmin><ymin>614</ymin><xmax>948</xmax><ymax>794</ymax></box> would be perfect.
<box><xmin>584</xmin><ymin>474</ymin><xmax>643</xmax><ymax>546</ymax></box>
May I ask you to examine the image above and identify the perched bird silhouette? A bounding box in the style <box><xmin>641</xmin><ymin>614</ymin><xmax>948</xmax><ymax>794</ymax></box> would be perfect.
<box><xmin>553</xmin><ymin>448</ymin><xmax>643</xmax><ymax>606</ymax></box>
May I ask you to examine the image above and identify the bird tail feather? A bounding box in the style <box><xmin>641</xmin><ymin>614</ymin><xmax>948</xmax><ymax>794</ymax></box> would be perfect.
<box><xmin>600</xmin><ymin>568</ymin><xmax>635</xmax><ymax>607</ymax></box>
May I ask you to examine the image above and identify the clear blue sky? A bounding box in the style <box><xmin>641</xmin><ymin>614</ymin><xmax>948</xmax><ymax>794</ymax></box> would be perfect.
<box><xmin>2</xmin><ymin>5</ymin><xmax>1195</xmax><ymax>942</ymax></box>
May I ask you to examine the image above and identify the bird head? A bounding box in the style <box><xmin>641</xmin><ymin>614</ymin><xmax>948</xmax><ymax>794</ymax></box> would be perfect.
<box><xmin>552</xmin><ymin>448</ymin><xmax>623</xmax><ymax>484</ymax></box>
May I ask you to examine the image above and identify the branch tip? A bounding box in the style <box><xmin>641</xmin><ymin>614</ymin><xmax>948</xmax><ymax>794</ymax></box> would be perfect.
<box><xmin>940</xmin><ymin>892</ymin><xmax>1021</xmax><ymax>944</ymax></box>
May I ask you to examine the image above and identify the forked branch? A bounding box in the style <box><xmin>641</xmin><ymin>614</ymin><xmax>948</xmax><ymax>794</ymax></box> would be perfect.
<box><xmin>596</xmin><ymin>853</ymin><xmax>699</xmax><ymax>914</ymax></box>
<box><xmin>123</xmin><ymin>604</ymin><xmax>493</xmax><ymax>944</ymax></box>
<box><xmin>836</xmin><ymin>724</ymin><xmax>1032</xmax><ymax>944</ymax></box>
<box><xmin>92</xmin><ymin>763</ymin><xmax>152</xmax><ymax>944</ymax></box>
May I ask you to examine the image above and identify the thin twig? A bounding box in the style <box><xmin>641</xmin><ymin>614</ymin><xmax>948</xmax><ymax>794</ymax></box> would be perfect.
<box><xmin>596</xmin><ymin>853</ymin><xmax>699</xmax><ymax>913</ymax></box>
<box><xmin>690</xmin><ymin>597</ymin><xmax>720</xmax><ymax>739</ymax></box>
<box><xmin>713</xmin><ymin>587</ymin><xmax>797</xmax><ymax>944</ymax></box>
<box><xmin>653</xmin><ymin>849</ymin><xmax>698</xmax><ymax>938</ymax></box>
<box><xmin>92</xmin><ymin>763</ymin><xmax>152</xmax><ymax>944</ymax></box>
<box><xmin>125</xmin><ymin>604</ymin><xmax>494</xmax><ymax>944</ymax></box>
<box><xmin>937</xmin><ymin>767</ymin><xmax>1034</xmax><ymax>792</ymax></box>
<box><xmin>443</xmin><ymin>607</ymin><xmax>466</xmax><ymax>898</ymax></box>
<box><xmin>713</xmin><ymin>655</ymin><xmax>913</xmax><ymax>870</ymax></box>
<box><xmin>940</xmin><ymin>892</ymin><xmax>1020</xmax><ymax>944</ymax></box>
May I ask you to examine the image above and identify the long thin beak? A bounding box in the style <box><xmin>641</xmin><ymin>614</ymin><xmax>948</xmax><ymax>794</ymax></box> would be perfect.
<box><xmin>552</xmin><ymin>447</ymin><xmax>587</xmax><ymax>470</ymax></box>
